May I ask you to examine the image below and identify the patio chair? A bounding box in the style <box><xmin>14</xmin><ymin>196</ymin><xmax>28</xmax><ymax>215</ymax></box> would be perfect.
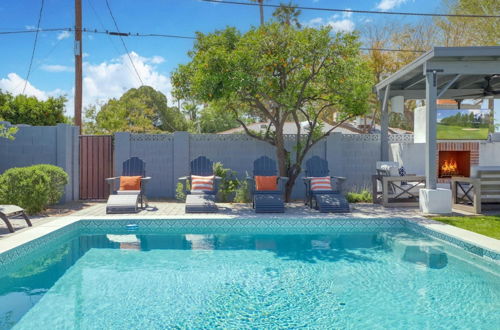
<box><xmin>371</xmin><ymin>161</ymin><xmax>426</xmax><ymax>207</ymax></box>
<box><xmin>178</xmin><ymin>156</ymin><xmax>221</xmax><ymax>213</ymax></box>
<box><xmin>451</xmin><ymin>166</ymin><xmax>500</xmax><ymax>214</ymax></box>
<box><xmin>303</xmin><ymin>156</ymin><xmax>350</xmax><ymax>213</ymax></box>
<box><xmin>105</xmin><ymin>157</ymin><xmax>151</xmax><ymax>214</ymax></box>
<box><xmin>0</xmin><ymin>205</ymin><xmax>32</xmax><ymax>233</ymax></box>
<box><xmin>247</xmin><ymin>156</ymin><xmax>287</xmax><ymax>213</ymax></box>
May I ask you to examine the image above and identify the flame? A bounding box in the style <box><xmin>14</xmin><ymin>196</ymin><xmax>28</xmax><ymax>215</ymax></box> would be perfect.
<box><xmin>441</xmin><ymin>158</ymin><xmax>458</xmax><ymax>175</ymax></box>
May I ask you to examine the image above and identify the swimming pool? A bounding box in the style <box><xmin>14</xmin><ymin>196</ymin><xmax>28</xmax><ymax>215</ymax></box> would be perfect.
<box><xmin>0</xmin><ymin>218</ymin><xmax>498</xmax><ymax>329</ymax></box>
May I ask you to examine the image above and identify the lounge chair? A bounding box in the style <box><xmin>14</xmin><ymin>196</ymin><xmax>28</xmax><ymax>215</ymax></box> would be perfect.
<box><xmin>248</xmin><ymin>156</ymin><xmax>287</xmax><ymax>213</ymax></box>
<box><xmin>372</xmin><ymin>161</ymin><xmax>426</xmax><ymax>207</ymax></box>
<box><xmin>0</xmin><ymin>205</ymin><xmax>32</xmax><ymax>233</ymax></box>
<box><xmin>105</xmin><ymin>157</ymin><xmax>151</xmax><ymax>214</ymax></box>
<box><xmin>451</xmin><ymin>166</ymin><xmax>500</xmax><ymax>214</ymax></box>
<box><xmin>303</xmin><ymin>156</ymin><xmax>350</xmax><ymax>213</ymax></box>
<box><xmin>178</xmin><ymin>156</ymin><xmax>220</xmax><ymax>213</ymax></box>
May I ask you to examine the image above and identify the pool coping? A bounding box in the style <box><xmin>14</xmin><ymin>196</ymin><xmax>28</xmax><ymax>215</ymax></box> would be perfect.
<box><xmin>0</xmin><ymin>214</ymin><xmax>499</xmax><ymax>264</ymax></box>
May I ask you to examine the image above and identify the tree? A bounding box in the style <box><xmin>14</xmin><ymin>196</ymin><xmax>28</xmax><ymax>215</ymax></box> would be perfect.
<box><xmin>272</xmin><ymin>2</ymin><xmax>302</xmax><ymax>28</ymax></box>
<box><xmin>90</xmin><ymin>86</ymin><xmax>187</xmax><ymax>134</ymax></box>
<box><xmin>0</xmin><ymin>90</ymin><xmax>66</xmax><ymax>126</ymax></box>
<box><xmin>172</xmin><ymin>23</ymin><xmax>372</xmax><ymax>200</ymax></box>
<box><xmin>436</xmin><ymin>0</ymin><xmax>500</xmax><ymax>46</ymax></box>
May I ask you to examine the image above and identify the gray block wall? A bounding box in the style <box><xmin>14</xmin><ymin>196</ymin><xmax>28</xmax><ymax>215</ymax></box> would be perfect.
<box><xmin>0</xmin><ymin>123</ymin><xmax>79</xmax><ymax>202</ymax></box>
<box><xmin>114</xmin><ymin>132</ymin><xmax>414</xmax><ymax>200</ymax></box>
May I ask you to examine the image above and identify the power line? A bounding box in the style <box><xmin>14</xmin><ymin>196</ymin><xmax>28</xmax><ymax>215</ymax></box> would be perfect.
<box><xmin>200</xmin><ymin>0</ymin><xmax>500</xmax><ymax>18</ymax></box>
<box><xmin>86</xmin><ymin>0</ymin><xmax>137</xmax><ymax>79</ymax></box>
<box><xmin>0</xmin><ymin>27</ymin><xmax>427</xmax><ymax>53</ymax></box>
<box><xmin>23</xmin><ymin>0</ymin><xmax>45</xmax><ymax>94</ymax></box>
<box><xmin>104</xmin><ymin>0</ymin><xmax>144</xmax><ymax>86</ymax></box>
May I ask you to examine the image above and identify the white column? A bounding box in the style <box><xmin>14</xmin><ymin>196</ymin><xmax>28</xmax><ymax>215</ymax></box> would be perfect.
<box><xmin>380</xmin><ymin>85</ymin><xmax>391</xmax><ymax>161</ymax></box>
<box><xmin>425</xmin><ymin>72</ymin><xmax>437</xmax><ymax>189</ymax></box>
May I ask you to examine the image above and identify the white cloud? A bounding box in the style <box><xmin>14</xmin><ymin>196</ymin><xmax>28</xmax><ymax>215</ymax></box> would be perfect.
<box><xmin>56</xmin><ymin>30</ymin><xmax>71</xmax><ymax>40</ymax></box>
<box><xmin>81</xmin><ymin>52</ymin><xmax>171</xmax><ymax>111</ymax></box>
<box><xmin>0</xmin><ymin>52</ymin><xmax>171</xmax><ymax>117</ymax></box>
<box><xmin>0</xmin><ymin>73</ymin><xmax>48</xmax><ymax>100</ymax></box>
<box><xmin>376</xmin><ymin>0</ymin><xmax>409</xmax><ymax>11</ymax></box>
<box><xmin>305</xmin><ymin>16</ymin><xmax>355</xmax><ymax>32</ymax></box>
<box><xmin>82</xmin><ymin>52</ymin><xmax>90</xmax><ymax>58</ymax></box>
<box><xmin>41</xmin><ymin>64</ymin><xmax>73</xmax><ymax>72</ymax></box>
<box><xmin>149</xmin><ymin>55</ymin><xmax>165</xmax><ymax>64</ymax></box>
<box><xmin>25</xmin><ymin>25</ymin><xmax>36</xmax><ymax>30</ymax></box>
<box><xmin>327</xmin><ymin>19</ymin><xmax>355</xmax><ymax>32</ymax></box>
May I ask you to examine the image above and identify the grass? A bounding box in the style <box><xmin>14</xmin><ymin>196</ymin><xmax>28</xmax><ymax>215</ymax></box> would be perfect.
<box><xmin>346</xmin><ymin>190</ymin><xmax>372</xmax><ymax>203</ymax></box>
<box><xmin>431</xmin><ymin>215</ymin><xmax>500</xmax><ymax>239</ymax></box>
<box><xmin>437</xmin><ymin>124</ymin><xmax>489</xmax><ymax>140</ymax></box>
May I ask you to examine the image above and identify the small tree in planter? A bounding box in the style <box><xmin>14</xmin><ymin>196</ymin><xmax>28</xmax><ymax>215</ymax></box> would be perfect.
<box><xmin>172</xmin><ymin>23</ymin><xmax>372</xmax><ymax>201</ymax></box>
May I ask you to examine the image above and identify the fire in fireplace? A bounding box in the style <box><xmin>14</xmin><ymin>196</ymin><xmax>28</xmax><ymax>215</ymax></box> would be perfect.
<box><xmin>438</xmin><ymin>151</ymin><xmax>470</xmax><ymax>178</ymax></box>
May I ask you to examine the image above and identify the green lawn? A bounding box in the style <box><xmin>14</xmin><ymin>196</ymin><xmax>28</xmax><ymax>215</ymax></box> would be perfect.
<box><xmin>437</xmin><ymin>124</ymin><xmax>489</xmax><ymax>140</ymax></box>
<box><xmin>431</xmin><ymin>215</ymin><xmax>500</xmax><ymax>239</ymax></box>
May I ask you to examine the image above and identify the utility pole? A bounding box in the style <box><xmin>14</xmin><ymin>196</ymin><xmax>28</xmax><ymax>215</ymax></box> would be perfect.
<box><xmin>74</xmin><ymin>0</ymin><xmax>83</xmax><ymax>133</ymax></box>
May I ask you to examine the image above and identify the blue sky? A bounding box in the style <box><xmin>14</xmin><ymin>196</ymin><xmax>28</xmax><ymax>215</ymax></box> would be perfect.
<box><xmin>0</xmin><ymin>0</ymin><xmax>444</xmax><ymax>115</ymax></box>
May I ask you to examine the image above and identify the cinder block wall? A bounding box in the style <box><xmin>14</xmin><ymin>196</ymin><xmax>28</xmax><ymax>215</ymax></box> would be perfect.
<box><xmin>114</xmin><ymin>132</ymin><xmax>413</xmax><ymax>199</ymax></box>
<box><xmin>0</xmin><ymin>122</ymin><xmax>79</xmax><ymax>202</ymax></box>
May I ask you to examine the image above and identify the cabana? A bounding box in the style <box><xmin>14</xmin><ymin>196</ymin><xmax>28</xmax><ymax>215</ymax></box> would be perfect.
<box><xmin>375</xmin><ymin>46</ymin><xmax>500</xmax><ymax>214</ymax></box>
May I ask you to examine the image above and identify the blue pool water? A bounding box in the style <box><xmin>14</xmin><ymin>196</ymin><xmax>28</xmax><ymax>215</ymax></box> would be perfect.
<box><xmin>0</xmin><ymin>227</ymin><xmax>499</xmax><ymax>329</ymax></box>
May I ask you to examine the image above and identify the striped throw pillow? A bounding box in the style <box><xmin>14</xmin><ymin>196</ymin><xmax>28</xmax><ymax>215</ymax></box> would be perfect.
<box><xmin>191</xmin><ymin>175</ymin><xmax>215</xmax><ymax>191</ymax></box>
<box><xmin>310</xmin><ymin>176</ymin><xmax>332</xmax><ymax>191</ymax></box>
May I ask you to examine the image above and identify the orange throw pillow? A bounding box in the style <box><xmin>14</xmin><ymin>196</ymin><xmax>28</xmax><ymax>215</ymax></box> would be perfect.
<box><xmin>119</xmin><ymin>176</ymin><xmax>141</xmax><ymax>191</ymax></box>
<box><xmin>255</xmin><ymin>176</ymin><xmax>278</xmax><ymax>191</ymax></box>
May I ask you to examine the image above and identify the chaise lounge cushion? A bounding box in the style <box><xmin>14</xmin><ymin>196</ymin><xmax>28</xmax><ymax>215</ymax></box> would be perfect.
<box><xmin>119</xmin><ymin>176</ymin><xmax>142</xmax><ymax>191</ymax></box>
<box><xmin>255</xmin><ymin>176</ymin><xmax>278</xmax><ymax>191</ymax></box>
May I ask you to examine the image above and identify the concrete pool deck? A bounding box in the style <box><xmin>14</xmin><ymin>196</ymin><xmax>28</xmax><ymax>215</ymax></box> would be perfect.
<box><xmin>0</xmin><ymin>202</ymin><xmax>498</xmax><ymax>261</ymax></box>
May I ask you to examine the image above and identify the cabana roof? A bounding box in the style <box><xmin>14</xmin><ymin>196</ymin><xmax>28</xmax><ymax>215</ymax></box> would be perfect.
<box><xmin>375</xmin><ymin>46</ymin><xmax>500</xmax><ymax>100</ymax></box>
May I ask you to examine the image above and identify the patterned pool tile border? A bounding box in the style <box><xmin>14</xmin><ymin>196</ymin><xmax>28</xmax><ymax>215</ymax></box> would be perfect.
<box><xmin>405</xmin><ymin>221</ymin><xmax>499</xmax><ymax>261</ymax></box>
<box><xmin>0</xmin><ymin>217</ymin><xmax>498</xmax><ymax>273</ymax></box>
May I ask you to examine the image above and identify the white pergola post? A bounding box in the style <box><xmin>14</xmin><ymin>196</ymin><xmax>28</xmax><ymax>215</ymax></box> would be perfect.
<box><xmin>380</xmin><ymin>85</ymin><xmax>391</xmax><ymax>161</ymax></box>
<box><xmin>425</xmin><ymin>71</ymin><xmax>438</xmax><ymax>189</ymax></box>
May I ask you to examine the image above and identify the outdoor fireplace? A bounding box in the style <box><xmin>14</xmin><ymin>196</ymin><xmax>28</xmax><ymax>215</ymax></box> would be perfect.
<box><xmin>438</xmin><ymin>151</ymin><xmax>470</xmax><ymax>178</ymax></box>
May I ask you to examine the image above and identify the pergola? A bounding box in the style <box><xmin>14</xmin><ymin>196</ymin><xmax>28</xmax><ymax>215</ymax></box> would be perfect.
<box><xmin>375</xmin><ymin>46</ymin><xmax>500</xmax><ymax>197</ymax></box>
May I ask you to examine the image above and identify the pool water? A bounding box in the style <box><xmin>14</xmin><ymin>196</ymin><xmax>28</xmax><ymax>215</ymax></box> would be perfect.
<box><xmin>1</xmin><ymin>229</ymin><xmax>499</xmax><ymax>329</ymax></box>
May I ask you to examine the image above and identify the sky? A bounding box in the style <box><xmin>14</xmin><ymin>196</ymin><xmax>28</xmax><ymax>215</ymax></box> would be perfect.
<box><xmin>0</xmin><ymin>0</ymin><xmax>447</xmax><ymax>116</ymax></box>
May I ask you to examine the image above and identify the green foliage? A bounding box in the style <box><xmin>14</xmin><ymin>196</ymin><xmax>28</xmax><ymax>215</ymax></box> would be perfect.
<box><xmin>176</xmin><ymin>182</ymin><xmax>187</xmax><ymax>202</ymax></box>
<box><xmin>440</xmin><ymin>112</ymin><xmax>489</xmax><ymax>128</ymax></box>
<box><xmin>34</xmin><ymin>164</ymin><xmax>68</xmax><ymax>204</ymax></box>
<box><xmin>213</xmin><ymin>162</ymin><xmax>239</xmax><ymax>202</ymax></box>
<box><xmin>0</xmin><ymin>165</ymin><xmax>68</xmax><ymax>214</ymax></box>
<box><xmin>346</xmin><ymin>190</ymin><xmax>372</xmax><ymax>203</ymax></box>
<box><xmin>0</xmin><ymin>90</ymin><xmax>66</xmax><ymax>126</ymax></box>
<box><xmin>272</xmin><ymin>2</ymin><xmax>302</xmax><ymax>28</ymax></box>
<box><xmin>234</xmin><ymin>177</ymin><xmax>251</xmax><ymax>203</ymax></box>
<box><xmin>89</xmin><ymin>86</ymin><xmax>188</xmax><ymax>134</ymax></box>
<box><xmin>172</xmin><ymin>23</ymin><xmax>372</xmax><ymax>200</ymax></box>
<box><xmin>0</xmin><ymin>124</ymin><xmax>18</xmax><ymax>140</ymax></box>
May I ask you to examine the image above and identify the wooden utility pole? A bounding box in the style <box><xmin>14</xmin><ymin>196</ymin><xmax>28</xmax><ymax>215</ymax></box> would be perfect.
<box><xmin>74</xmin><ymin>0</ymin><xmax>83</xmax><ymax>132</ymax></box>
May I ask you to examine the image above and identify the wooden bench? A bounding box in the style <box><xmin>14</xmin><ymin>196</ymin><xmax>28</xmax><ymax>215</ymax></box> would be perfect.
<box><xmin>451</xmin><ymin>166</ymin><xmax>500</xmax><ymax>214</ymax></box>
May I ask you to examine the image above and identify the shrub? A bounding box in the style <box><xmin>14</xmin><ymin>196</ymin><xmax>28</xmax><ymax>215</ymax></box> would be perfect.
<box><xmin>0</xmin><ymin>166</ymin><xmax>50</xmax><ymax>214</ymax></box>
<box><xmin>346</xmin><ymin>190</ymin><xmax>372</xmax><ymax>203</ymax></box>
<box><xmin>0</xmin><ymin>164</ymin><xmax>68</xmax><ymax>214</ymax></box>
<box><xmin>234</xmin><ymin>176</ymin><xmax>251</xmax><ymax>203</ymax></box>
<box><xmin>213</xmin><ymin>162</ymin><xmax>239</xmax><ymax>202</ymax></box>
<box><xmin>176</xmin><ymin>182</ymin><xmax>188</xmax><ymax>202</ymax></box>
<box><xmin>35</xmin><ymin>164</ymin><xmax>68</xmax><ymax>204</ymax></box>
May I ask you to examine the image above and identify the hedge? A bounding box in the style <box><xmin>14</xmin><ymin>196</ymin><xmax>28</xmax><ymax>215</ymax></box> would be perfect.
<box><xmin>0</xmin><ymin>164</ymin><xmax>68</xmax><ymax>214</ymax></box>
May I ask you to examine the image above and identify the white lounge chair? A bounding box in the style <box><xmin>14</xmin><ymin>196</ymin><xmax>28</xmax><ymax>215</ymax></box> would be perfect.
<box><xmin>0</xmin><ymin>205</ymin><xmax>32</xmax><ymax>233</ymax></box>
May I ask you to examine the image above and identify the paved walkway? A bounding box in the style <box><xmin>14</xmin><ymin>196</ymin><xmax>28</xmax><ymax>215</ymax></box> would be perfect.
<box><xmin>0</xmin><ymin>201</ymin><xmax>422</xmax><ymax>238</ymax></box>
